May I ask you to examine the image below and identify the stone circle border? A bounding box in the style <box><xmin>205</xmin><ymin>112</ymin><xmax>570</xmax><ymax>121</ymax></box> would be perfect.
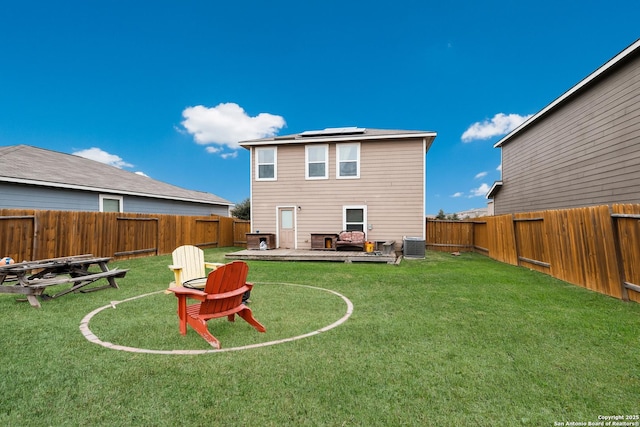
<box><xmin>79</xmin><ymin>282</ymin><xmax>354</xmax><ymax>355</ymax></box>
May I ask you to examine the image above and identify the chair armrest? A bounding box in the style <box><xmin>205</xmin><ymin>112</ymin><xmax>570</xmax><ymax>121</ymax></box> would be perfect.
<box><xmin>204</xmin><ymin>262</ymin><xmax>224</xmax><ymax>270</ymax></box>
<box><xmin>168</xmin><ymin>264</ymin><xmax>183</xmax><ymax>272</ymax></box>
<box><xmin>167</xmin><ymin>286</ymin><xmax>207</xmax><ymax>301</ymax></box>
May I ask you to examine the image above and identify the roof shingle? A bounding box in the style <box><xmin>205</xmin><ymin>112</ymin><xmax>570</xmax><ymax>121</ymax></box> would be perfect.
<box><xmin>0</xmin><ymin>145</ymin><xmax>231</xmax><ymax>205</ymax></box>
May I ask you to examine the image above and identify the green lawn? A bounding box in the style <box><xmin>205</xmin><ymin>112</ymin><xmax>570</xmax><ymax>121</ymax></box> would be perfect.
<box><xmin>1</xmin><ymin>249</ymin><xmax>639</xmax><ymax>426</ymax></box>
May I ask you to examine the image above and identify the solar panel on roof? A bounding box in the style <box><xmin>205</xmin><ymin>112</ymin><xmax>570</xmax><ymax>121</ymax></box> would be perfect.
<box><xmin>300</xmin><ymin>127</ymin><xmax>366</xmax><ymax>137</ymax></box>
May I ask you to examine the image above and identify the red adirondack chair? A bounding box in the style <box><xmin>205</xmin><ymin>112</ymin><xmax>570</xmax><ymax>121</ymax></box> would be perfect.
<box><xmin>167</xmin><ymin>261</ymin><xmax>266</xmax><ymax>348</ymax></box>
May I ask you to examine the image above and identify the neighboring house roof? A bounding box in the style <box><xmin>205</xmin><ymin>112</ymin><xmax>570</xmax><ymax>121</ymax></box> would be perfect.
<box><xmin>494</xmin><ymin>38</ymin><xmax>640</xmax><ymax>148</ymax></box>
<box><xmin>240</xmin><ymin>127</ymin><xmax>437</xmax><ymax>151</ymax></box>
<box><xmin>486</xmin><ymin>181</ymin><xmax>502</xmax><ymax>199</ymax></box>
<box><xmin>455</xmin><ymin>207</ymin><xmax>489</xmax><ymax>219</ymax></box>
<box><xmin>0</xmin><ymin>145</ymin><xmax>232</xmax><ymax>206</ymax></box>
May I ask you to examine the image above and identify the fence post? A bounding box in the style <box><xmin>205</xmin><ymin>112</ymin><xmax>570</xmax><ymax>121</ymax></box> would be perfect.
<box><xmin>610</xmin><ymin>210</ymin><xmax>630</xmax><ymax>301</ymax></box>
<box><xmin>511</xmin><ymin>214</ymin><xmax>519</xmax><ymax>267</ymax></box>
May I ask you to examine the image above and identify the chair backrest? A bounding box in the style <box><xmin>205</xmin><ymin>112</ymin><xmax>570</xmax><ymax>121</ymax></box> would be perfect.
<box><xmin>351</xmin><ymin>231</ymin><xmax>366</xmax><ymax>243</ymax></box>
<box><xmin>200</xmin><ymin>261</ymin><xmax>249</xmax><ymax>315</ymax></box>
<box><xmin>339</xmin><ymin>231</ymin><xmax>366</xmax><ymax>243</ymax></box>
<box><xmin>171</xmin><ymin>245</ymin><xmax>205</xmax><ymax>284</ymax></box>
<box><xmin>339</xmin><ymin>231</ymin><xmax>352</xmax><ymax>242</ymax></box>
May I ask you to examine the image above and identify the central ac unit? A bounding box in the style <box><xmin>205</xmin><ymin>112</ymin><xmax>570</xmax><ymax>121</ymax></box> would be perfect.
<box><xmin>403</xmin><ymin>237</ymin><xmax>425</xmax><ymax>259</ymax></box>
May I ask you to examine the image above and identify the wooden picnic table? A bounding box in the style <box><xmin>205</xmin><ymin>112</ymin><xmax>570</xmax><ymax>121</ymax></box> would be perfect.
<box><xmin>0</xmin><ymin>254</ymin><xmax>128</xmax><ymax>309</ymax></box>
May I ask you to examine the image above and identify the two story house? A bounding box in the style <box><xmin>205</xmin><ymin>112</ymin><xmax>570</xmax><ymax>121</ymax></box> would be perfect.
<box><xmin>239</xmin><ymin>127</ymin><xmax>437</xmax><ymax>250</ymax></box>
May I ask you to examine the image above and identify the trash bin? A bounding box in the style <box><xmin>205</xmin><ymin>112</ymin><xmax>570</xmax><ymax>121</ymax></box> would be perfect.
<box><xmin>364</xmin><ymin>241</ymin><xmax>374</xmax><ymax>253</ymax></box>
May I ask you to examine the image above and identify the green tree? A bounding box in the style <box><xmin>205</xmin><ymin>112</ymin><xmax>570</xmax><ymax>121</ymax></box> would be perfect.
<box><xmin>435</xmin><ymin>209</ymin><xmax>447</xmax><ymax>220</ymax></box>
<box><xmin>231</xmin><ymin>197</ymin><xmax>250</xmax><ymax>220</ymax></box>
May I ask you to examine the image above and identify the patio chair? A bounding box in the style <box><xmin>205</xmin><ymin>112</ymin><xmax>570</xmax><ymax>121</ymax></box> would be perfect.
<box><xmin>167</xmin><ymin>260</ymin><xmax>266</xmax><ymax>349</ymax></box>
<box><xmin>167</xmin><ymin>245</ymin><xmax>223</xmax><ymax>293</ymax></box>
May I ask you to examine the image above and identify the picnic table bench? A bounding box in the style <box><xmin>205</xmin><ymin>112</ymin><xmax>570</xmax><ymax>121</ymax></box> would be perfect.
<box><xmin>0</xmin><ymin>254</ymin><xmax>128</xmax><ymax>308</ymax></box>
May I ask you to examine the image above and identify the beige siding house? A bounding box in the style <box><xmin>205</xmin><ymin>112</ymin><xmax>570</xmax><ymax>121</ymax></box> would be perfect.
<box><xmin>240</xmin><ymin>127</ymin><xmax>437</xmax><ymax>250</ymax></box>
<box><xmin>489</xmin><ymin>38</ymin><xmax>640</xmax><ymax>214</ymax></box>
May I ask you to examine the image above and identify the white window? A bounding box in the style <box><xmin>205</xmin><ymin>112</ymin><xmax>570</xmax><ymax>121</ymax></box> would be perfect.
<box><xmin>343</xmin><ymin>206</ymin><xmax>367</xmax><ymax>232</ymax></box>
<box><xmin>256</xmin><ymin>147</ymin><xmax>277</xmax><ymax>181</ymax></box>
<box><xmin>336</xmin><ymin>143</ymin><xmax>360</xmax><ymax>179</ymax></box>
<box><xmin>100</xmin><ymin>195</ymin><xmax>123</xmax><ymax>212</ymax></box>
<box><xmin>305</xmin><ymin>144</ymin><xmax>328</xmax><ymax>179</ymax></box>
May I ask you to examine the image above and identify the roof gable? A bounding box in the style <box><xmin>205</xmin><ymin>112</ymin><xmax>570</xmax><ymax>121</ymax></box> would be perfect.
<box><xmin>0</xmin><ymin>145</ymin><xmax>231</xmax><ymax>205</ymax></box>
<box><xmin>494</xmin><ymin>38</ymin><xmax>640</xmax><ymax>148</ymax></box>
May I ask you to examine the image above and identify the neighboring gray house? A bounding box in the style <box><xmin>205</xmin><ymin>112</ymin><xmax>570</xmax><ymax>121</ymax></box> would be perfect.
<box><xmin>0</xmin><ymin>145</ymin><xmax>233</xmax><ymax>216</ymax></box>
<box><xmin>488</xmin><ymin>38</ymin><xmax>640</xmax><ymax>214</ymax></box>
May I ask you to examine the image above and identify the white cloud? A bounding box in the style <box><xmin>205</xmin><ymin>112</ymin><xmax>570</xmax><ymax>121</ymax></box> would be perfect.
<box><xmin>475</xmin><ymin>171</ymin><xmax>487</xmax><ymax>179</ymax></box>
<box><xmin>461</xmin><ymin>113</ymin><xmax>532</xmax><ymax>142</ymax></box>
<box><xmin>73</xmin><ymin>147</ymin><xmax>133</xmax><ymax>169</ymax></box>
<box><xmin>204</xmin><ymin>145</ymin><xmax>238</xmax><ymax>160</ymax></box>
<box><xmin>451</xmin><ymin>192</ymin><xmax>463</xmax><ymax>198</ymax></box>
<box><xmin>470</xmin><ymin>183</ymin><xmax>490</xmax><ymax>197</ymax></box>
<box><xmin>181</xmin><ymin>102</ymin><xmax>286</xmax><ymax>149</ymax></box>
<box><xmin>221</xmin><ymin>151</ymin><xmax>238</xmax><ymax>159</ymax></box>
<box><xmin>497</xmin><ymin>163</ymin><xmax>502</xmax><ymax>172</ymax></box>
<box><xmin>135</xmin><ymin>171</ymin><xmax>149</xmax><ymax>177</ymax></box>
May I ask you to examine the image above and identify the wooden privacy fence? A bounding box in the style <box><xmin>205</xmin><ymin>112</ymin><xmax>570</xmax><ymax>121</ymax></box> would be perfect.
<box><xmin>0</xmin><ymin>209</ymin><xmax>250</xmax><ymax>262</ymax></box>
<box><xmin>426</xmin><ymin>204</ymin><xmax>640</xmax><ymax>304</ymax></box>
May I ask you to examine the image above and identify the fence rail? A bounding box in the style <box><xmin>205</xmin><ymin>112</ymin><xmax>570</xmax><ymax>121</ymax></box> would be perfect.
<box><xmin>0</xmin><ymin>209</ymin><xmax>250</xmax><ymax>262</ymax></box>
<box><xmin>426</xmin><ymin>204</ymin><xmax>640</xmax><ymax>303</ymax></box>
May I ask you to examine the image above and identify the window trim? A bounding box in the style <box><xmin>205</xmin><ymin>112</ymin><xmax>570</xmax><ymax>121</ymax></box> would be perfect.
<box><xmin>343</xmin><ymin>205</ymin><xmax>367</xmax><ymax>232</ymax></box>
<box><xmin>99</xmin><ymin>194</ymin><xmax>123</xmax><ymax>212</ymax></box>
<box><xmin>305</xmin><ymin>144</ymin><xmax>329</xmax><ymax>180</ymax></box>
<box><xmin>255</xmin><ymin>147</ymin><xmax>277</xmax><ymax>181</ymax></box>
<box><xmin>336</xmin><ymin>142</ymin><xmax>360</xmax><ymax>179</ymax></box>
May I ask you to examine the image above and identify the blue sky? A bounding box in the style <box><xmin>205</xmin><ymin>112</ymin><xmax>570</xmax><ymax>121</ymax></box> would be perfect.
<box><xmin>1</xmin><ymin>1</ymin><xmax>638</xmax><ymax>215</ymax></box>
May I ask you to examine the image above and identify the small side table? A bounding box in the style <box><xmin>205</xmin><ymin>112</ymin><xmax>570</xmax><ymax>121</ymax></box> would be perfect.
<box><xmin>374</xmin><ymin>240</ymin><xmax>396</xmax><ymax>255</ymax></box>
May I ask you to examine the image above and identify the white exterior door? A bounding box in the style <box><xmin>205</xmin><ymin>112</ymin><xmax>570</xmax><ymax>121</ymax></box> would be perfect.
<box><xmin>278</xmin><ymin>207</ymin><xmax>295</xmax><ymax>249</ymax></box>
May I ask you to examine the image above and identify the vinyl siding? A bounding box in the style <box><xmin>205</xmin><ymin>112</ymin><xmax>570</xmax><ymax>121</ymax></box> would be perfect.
<box><xmin>0</xmin><ymin>183</ymin><xmax>230</xmax><ymax>216</ymax></box>
<box><xmin>123</xmin><ymin>198</ymin><xmax>230</xmax><ymax>216</ymax></box>
<box><xmin>0</xmin><ymin>183</ymin><xmax>98</xmax><ymax>211</ymax></box>
<box><xmin>251</xmin><ymin>139</ymin><xmax>425</xmax><ymax>249</ymax></box>
<box><xmin>496</xmin><ymin>51</ymin><xmax>640</xmax><ymax>214</ymax></box>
